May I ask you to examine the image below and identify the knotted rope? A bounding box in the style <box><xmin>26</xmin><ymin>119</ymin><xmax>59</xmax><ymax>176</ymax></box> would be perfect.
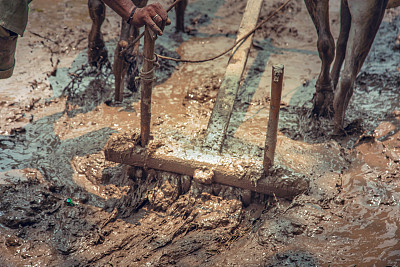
<box><xmin>138</xmin><ymin>54</ymin><xmax>160</xmax><ymax>82</ymax></box>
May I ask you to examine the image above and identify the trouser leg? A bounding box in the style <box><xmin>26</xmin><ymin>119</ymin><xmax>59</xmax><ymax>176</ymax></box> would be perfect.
<box><xmin>0</xmin><ymin>0</ymin><xmax>31</xmax><ymax>79</ymax></box>
<box><xmin>0</xmin><ymin>26</ymin><xmax>18</xmax><ymax>79</ymax></box>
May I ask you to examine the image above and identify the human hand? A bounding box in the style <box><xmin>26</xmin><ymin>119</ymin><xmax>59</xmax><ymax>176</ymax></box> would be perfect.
<box><xmin>130</xmin><ymin>3</ymin><xmax>171</xmax><ymax>35</ymax></box>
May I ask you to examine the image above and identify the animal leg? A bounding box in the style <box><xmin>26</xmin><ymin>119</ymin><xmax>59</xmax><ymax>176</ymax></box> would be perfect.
<box><xmin>126</xmin><ymin>26</ymin><xmax>140</xmax><ymax>92</ymax></box>
<box><xmin>330</xmin><ymin>0</ymin><xmax>351</xmax><ymax>90</ymax></box>
<box><xmin>304</xmin><ymin>0</ymin><xmax>335</xmax><ymax>116</ymax></box>
<box><xmin>114</xmin><ymin>20</ymin><xmax>135</xmax><ymax>102</ymax></box>
<box><xmin>88</xmin><ymin>0</ymin><xmax>108</xmax><ymax>67</ymax></box>
<box><xmin>127</xmin><ymin>0</ymin><xmax>148</xmax><ymax>92</ymax></box>
<box><xmin>125</xmin><ymin>25</ymin><xmax>141</xmax><ymax>92</ymax></box>
<box><xmin>175</xmin><ymin>0</ymin><xmax>188</xmax><ymax>32</ymax></box>
<box><xmin>333</xmin><ymin>0</ymin><xmax>388</xmax><ymax>134</ymax></box>
<box><xmin>114</xmin><ymin>0</ymin><xmax>148</xmax><ymax>101</ymax></box>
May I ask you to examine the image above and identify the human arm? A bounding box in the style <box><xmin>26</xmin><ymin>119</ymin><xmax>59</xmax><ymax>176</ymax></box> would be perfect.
<box><xmin>102</xmin><ymin>0</ymin><xmax>170</xmax><ymax>35</ymax></box>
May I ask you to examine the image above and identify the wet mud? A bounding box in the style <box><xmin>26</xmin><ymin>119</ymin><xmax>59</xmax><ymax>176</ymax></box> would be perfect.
<box><xmin>1</xmin><ymin>0</ymin><xmax>400</xmax><ymax>266</ymax></box>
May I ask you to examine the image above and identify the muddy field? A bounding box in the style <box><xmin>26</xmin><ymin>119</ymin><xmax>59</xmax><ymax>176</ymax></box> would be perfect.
<box><xmin>1</xmin><ymin>0</ymin><xmax>400</xmax><ymax>266</ymax></box>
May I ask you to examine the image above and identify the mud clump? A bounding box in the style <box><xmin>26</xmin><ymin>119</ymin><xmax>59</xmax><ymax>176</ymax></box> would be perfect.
<box><xmin>147</xmin><ymin>171</ymin><xmax>183</xmax><ymax>210</ymax></box>
<box><xmin>0</xmin><ymin>164</ymin><xmax>270</xmax><ymax>266</ymax></box>
<box><xmin>257</xmin><ymin>217</ymin><xmax>306</xmax><ymax>247</ymax></box>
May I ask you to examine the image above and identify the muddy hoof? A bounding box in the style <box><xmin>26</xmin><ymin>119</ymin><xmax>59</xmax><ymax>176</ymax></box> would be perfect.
<box><xmin>126</xmin><ymin>66</ymin><xmax>140</xmax><ymax>92</ymax></box>
<box><xmin>88</xmin><ymin>39</ymin><xmax>108</xmax><ymax>67</ymax></box>
<box><xmin>126</xmin><ymin>75</ymin><xmax>139</xmax><ymax>92</ymax></box>
<box><xmin>312</xmin><ymin>84</ymin><xmax>334</xmax><ymax>117</ymax></box>
<box><xmin>88</xmin><ymin>46</ymin><xmax>108</xmax><ymax>67</ymax></box>
<box><xmin>331</xmin><ymin>126</ymin><xmax>346</xmax><ymax>137</ymax></box>
<box><xmin>344</xmin><ymin>119</ymin><xmax>363</xmax><ymax>135</ymax></box>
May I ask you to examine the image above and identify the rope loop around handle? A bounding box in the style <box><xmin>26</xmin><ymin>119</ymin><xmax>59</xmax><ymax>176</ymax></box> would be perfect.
<box><xmin>138</xmin><ymin>54</ymin><xmax>160</xmax><ymax>82</ymax></box>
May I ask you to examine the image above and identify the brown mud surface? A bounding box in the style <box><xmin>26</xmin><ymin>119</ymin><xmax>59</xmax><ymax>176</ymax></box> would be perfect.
<box><xmin>1</xmin><ymin>0</ymin><xmax>400</xmax><ymax>266</ymax></box>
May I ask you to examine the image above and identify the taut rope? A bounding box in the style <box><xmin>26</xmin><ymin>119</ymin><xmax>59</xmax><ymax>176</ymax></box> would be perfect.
<box><xmin>157</xmin><ymin>0</ymin><xmax>293</xmax><ymax>63</ymax></box>
<box><xmin>122</xmin><ymin>0</ymin><xmax>293</xmax><ymax>63</ymax></box>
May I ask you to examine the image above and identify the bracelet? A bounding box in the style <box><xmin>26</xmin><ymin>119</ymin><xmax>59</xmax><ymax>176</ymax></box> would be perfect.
<box><xmin>127</xmin><ymin>7</ymin><xmax>138</xmax><ymax>24</ymax></box>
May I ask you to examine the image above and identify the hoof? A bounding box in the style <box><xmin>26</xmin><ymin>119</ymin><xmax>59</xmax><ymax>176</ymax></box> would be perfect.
<box><xmin>312</xmin><ymin>92</ymin><xmax>334</xmax><ymax>117</ymax></box>
<box><xmin>126</xmin><ymin>63</ymin><xmax>140</xmax><ymax>92</ymax></box>
<box><xmin>88</xmin><ymin>40</ymin><xmax>108</xmax><ymax>67</ymax></box>
<box><xmin>332</xmin><ymin>117</ymin><xmax>347</xmax><ymax>137</ymax></box>
<box><xmin>312</xmin><ymin>82</ymin><xmax>334</xmax><ymax>117</ymax></box>
<box><xmin>332</xmin><ymin>127</ymin><xmax>346</xmax><ymax>137</ymax></box>
<box><xmin>126</xmin><ymin>73</ymin><xmax>139</xmax><ymax>92</ymax></box>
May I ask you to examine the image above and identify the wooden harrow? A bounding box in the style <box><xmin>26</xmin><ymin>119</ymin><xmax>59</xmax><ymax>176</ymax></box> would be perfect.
<box><xmin>105</xmin><ymin>0</ymin><xmax>309</xmax><ymax>199</ymax></box>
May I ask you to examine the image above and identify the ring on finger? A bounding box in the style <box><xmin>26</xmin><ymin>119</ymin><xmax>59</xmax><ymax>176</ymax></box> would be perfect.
<box><xmin>152</xmin><ymin>14</ymin><xmax>159</xmax><ymax>20</ymax></box>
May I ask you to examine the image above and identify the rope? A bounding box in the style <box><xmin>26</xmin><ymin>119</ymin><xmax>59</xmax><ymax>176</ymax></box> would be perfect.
<box><xmin>138</xmin><ymin>55</ymin><xmax>160</xmax><ymax>82</ymax></box>
<box><xmin>122</xmin><ymin>0</ymin><xmax>292</xmax><ymax>64</ymax></box>
<box><xmin>143</xmin><ymin>54</ymin><xmax>159</xmax><ymax>63</ymax></box>
<box><xmin>156</xmin><ymin>0</ymin><xmax>293</xmax><ymax>63</ymax></box>
<box><xmin>139</xmin><ymin>68</ymin><xmax>157</xmax><ymax>81</ymax></box>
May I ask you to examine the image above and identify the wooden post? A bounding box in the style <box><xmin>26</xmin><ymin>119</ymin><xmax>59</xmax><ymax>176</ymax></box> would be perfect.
<box><xmin>264</xmin><ymin>64</ymin><xmax>284</xmax><ymax>175</ymax></box>
<box><xmin>140</xmin><ymin>26</ymin><xmax>157</xmax><ymax>146</ymax></box>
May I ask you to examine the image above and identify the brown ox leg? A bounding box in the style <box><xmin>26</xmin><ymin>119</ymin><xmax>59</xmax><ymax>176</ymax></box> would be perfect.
<box><xmin>330</xmin><ymin>0</ymin><xmax>351</xmax><ymax>90</ymax></box>
<box><xmin>125</xmin><ymin>25</ymin><xmax>141</xmax><ymax>93</ymax></box>
<box><xmin>175</xmin><ymin>0</ymin><xmax>188</xmax><ymax>32</ymax></box>
<box><xmin>304</xmin><ymin>0</ymin><xmax>335</xmax><ymax>116</ymax></box>
<box><xmin>114</xmin><ymin>20</ymin><xmax>139</xmax><ymax>102</ymax></box>
<box><xmin>333</xmin><ymin>0</ymin><xmax>388</xmax><ymax>134</ymax></box>
<box><xmin>114</xmin><ymin>0</ymin><xmax>147</xmax><ymax>101</ymax></box>
<box><xmin>88</xmin><ymin>0</ymin><xmax>108</xmax><ymax>67</ymax></box>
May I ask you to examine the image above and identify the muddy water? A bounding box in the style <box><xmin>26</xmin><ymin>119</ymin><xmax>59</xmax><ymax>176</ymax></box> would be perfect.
<box><xmin>1</xmin><ymin>0</ymin><xmax>400</xmax><ymax>265</ymax></box>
